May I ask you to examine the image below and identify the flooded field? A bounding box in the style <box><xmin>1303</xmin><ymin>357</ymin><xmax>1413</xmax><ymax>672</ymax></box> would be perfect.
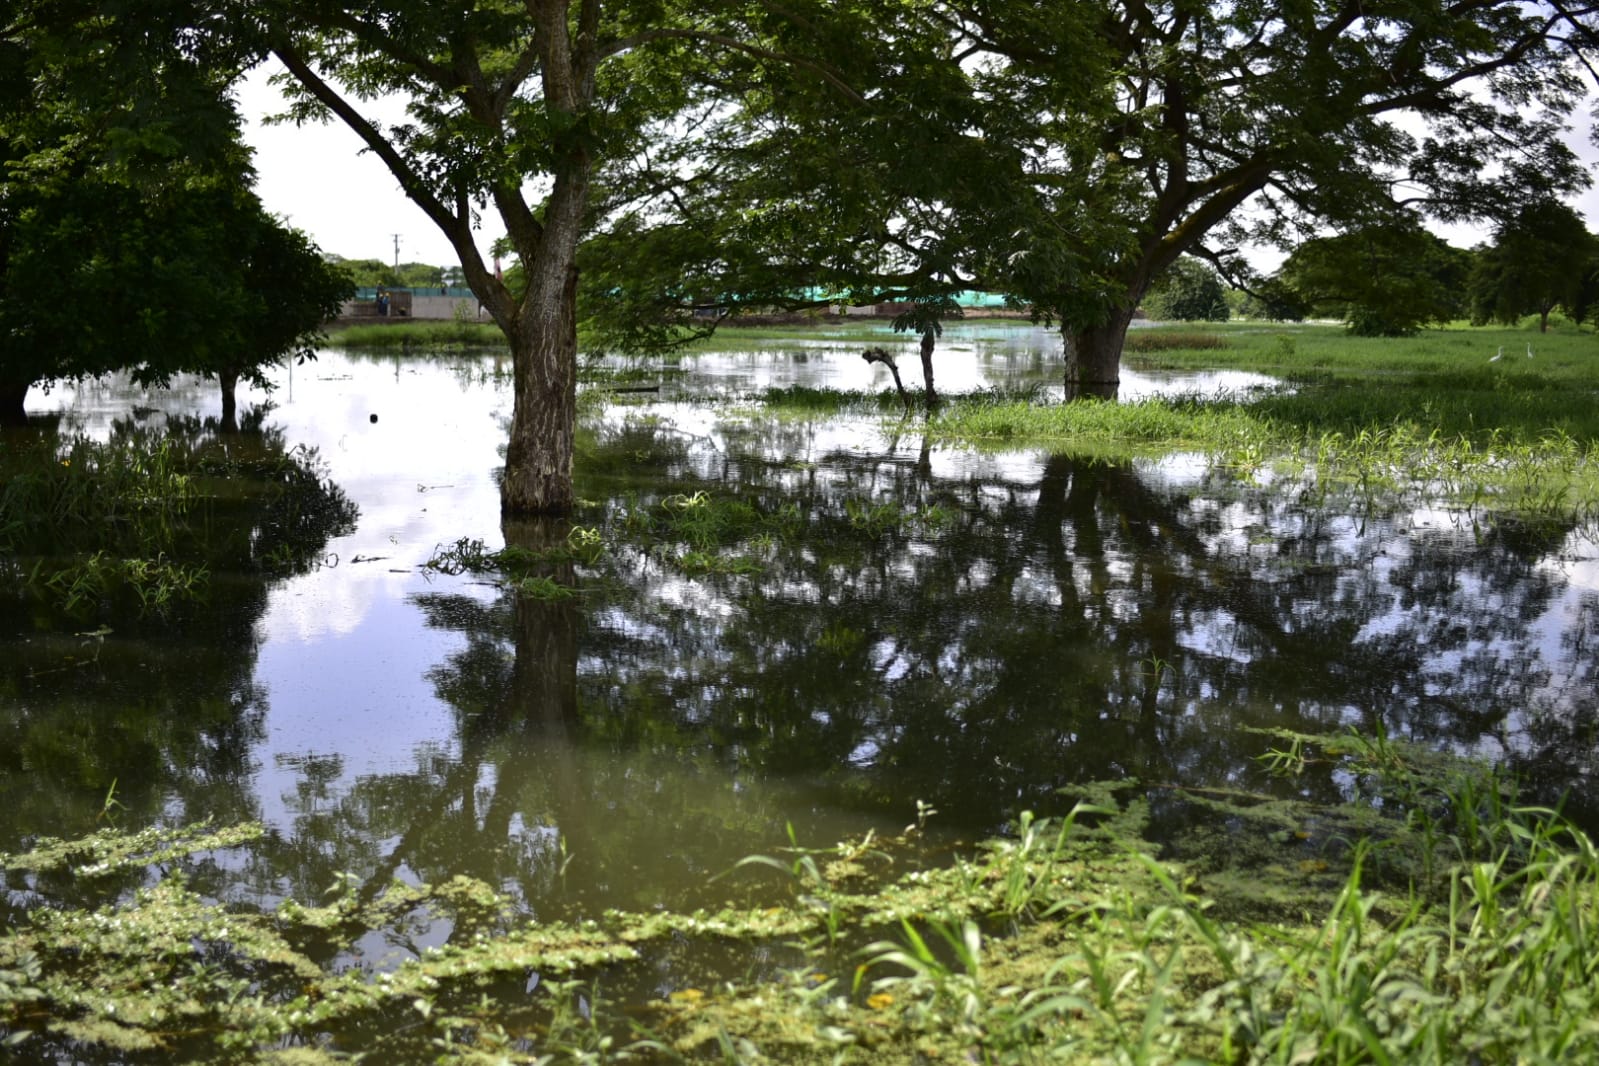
<box><xmin>3</xmin><ymin>321</ymin><xmax>1597</xmax><ymax>962</ymax></box>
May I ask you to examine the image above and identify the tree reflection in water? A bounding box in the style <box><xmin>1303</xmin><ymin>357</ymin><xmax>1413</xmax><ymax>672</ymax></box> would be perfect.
<box><xmin>7</xmin><ymin>380</ymin><xmax>1593</xmax><ymax>1002</ymax></box>
<box><xmin>0</xmin><ymin>414</ymin><xmax>358</xmax><ymax>919</ymax></box>
<box><xmin>257</xmin><ymin>409</ymin><xmax>1597</xmax><ymax>932</ymax></box>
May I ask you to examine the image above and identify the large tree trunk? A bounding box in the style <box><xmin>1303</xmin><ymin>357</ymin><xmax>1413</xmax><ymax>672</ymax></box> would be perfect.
<box><xmin>501</xmin><ymin>262</ymin><xmax>579</xmax><ymax>515</ymax></box>
<box><xmin>0</xmin><ymin>380</ymin><xmax>28</xmax><ymax>427</ymax></box>
<box><xmin>218</xmin><ymin>368</ymin><xmax>239</xmax><ymax>432</ymax></box>
<box><xmin>492</xmin><ymin>2</ymin><xmax>594</xmax><ymax>517</ymax></box>
<box><xmin>1063</xmin><ymin>306</ymin><xmax>1136</xmax><ymax>401</ymax></box>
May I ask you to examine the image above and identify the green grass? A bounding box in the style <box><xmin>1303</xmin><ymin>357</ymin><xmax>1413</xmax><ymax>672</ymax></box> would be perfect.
<box><xmin>746</xmin><ymin>322</ymin><xmax>1599</xmax><ymax>523</ymax></box>
<box><xmin>1131</xmin><ymin>321</ymin><xmax>1597</xmax><ymax>401</ymax></box>
<box><xmin>1</xmin><ymin>432</ymin><xmax>206</xmax><ymax>614</ymax></box>
<box><xmin>1123</xmin><ymin>328</ymin><xmax>1231</xmax><ymax>352</ymax></box>
<box><xmin>327</xmin><ymin>319</ymin><xmax>508</xmax><ymax>349</ymax></box>
<box><xmin>427</xmin><ymin>486</ymin><xmax>961</xmax><ymax>587</ymax></box>
<box><xmin>928</xmin><ymin>392</ymin><xmax>1271</xmax><ymax>451</ymax></box>
<box><xmin>732</xmin><ymin>319</ymin><xmax>1599</xmax><ymax>445</ymax></box>
<box><xmin>752</xmin><ymin>383</ymin><xmax>909</xmax><ymax>415</ymax></box>
<box><xmin>918</xmin><ymin>395</ymin><xmax>1598</xmax><ymax>523</ymax></box>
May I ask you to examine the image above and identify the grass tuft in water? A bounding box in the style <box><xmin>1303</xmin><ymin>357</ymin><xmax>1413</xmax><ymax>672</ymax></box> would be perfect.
<box><xmin>1123</xmin><ymin>329</ymin><xmax>1230</xmax><ymax>352</ymax></box>
<box><xmin>928</xmin><ymin>393</ymin><xmax>1272</xmax><ymax>453</ymax></box>
<box><xmin>1</xmin><ymin>425</ymin><xmax>357</xmax><ymax>619</ymax></box>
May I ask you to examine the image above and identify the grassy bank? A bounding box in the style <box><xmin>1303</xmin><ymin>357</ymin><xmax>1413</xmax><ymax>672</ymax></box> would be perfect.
<box><xmin>1124</xmin><ymin>319</ymin><xmax>1595</xmax><ymax>378</ymax></box>
<box><xmin>743</xmin><ymin>320</ymin><xmax>1599</xmax><ymax>441</ymax></box>
<box><xmin>327</xmin><ymin>319</ymin><xmax>508</xmax><ymax>349</ymax></box>
<box><xmin>327</xmin><ymin>312</ymin><xmax>1036</xmax><ymax>354</ymax></box>
<box><xmin>3</xmin><ymin>736</ymin><xmax>1596</xmax><ymax>1062</ymax></box>
<box><xmin>734</xmin><ymin>322</ymin><xmax>1599</xmax><ymax>524</ymax></box>
<box><xmin>331</xmin><ymin>315</ymin><xmax>904</xmax><ymax>352</ymax></box>
<box><xmin>1121</xmin><ymin>322</ymin><xmax>1599</xmax><ymax>441</ymax></box>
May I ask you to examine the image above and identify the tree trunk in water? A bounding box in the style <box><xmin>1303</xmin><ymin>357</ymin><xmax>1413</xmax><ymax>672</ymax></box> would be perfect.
<box><xmin>0</xmin><ymin>380</ymin><xmax>28</xmax><ymax>427</ymax></box>
<box><xmin>1063</xmin><ymin>307</ymin><xmax>1136</xmax><ymax>401</ymax></box>
<box><xmin>218</xmin><ymin>369</ymin><xmax>239</xmax><ymax>432</ymax></box>
<box><xmin>920</xmin><ymin>330</ymin><xmax>937</xmax><ymax>409</ymax></box>
<box><xmin>502</xmin><ymin>265</ymin><xmax>579</xmax><ymax>515</ymax></box>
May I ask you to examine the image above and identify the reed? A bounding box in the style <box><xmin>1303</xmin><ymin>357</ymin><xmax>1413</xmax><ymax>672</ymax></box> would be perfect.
<box><xmin>327</xmin><ymin>320</ymin><xmax>508</xmax><ymax>349</ymax></box>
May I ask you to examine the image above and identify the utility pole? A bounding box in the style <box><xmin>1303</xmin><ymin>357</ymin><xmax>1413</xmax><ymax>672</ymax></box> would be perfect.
<box><xmin>391</xmin><ymin>233</ymin><xmax>402</xmax><ymax>274</ymax></box>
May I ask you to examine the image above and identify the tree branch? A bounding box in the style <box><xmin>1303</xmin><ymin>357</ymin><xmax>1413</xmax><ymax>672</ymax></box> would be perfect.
<box><xmin>269</xmin><ymin>42</ymin><xmax>510</xmax><ymax>314</ymax></box>
<box><xmin>600</xmin><ymin>29</ymin><xmax>866</xmax><ymax>106</ymax></box>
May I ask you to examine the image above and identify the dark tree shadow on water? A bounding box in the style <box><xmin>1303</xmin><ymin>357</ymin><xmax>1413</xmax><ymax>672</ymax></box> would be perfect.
<box><xmin>0</xmin><ymin>416</ymin><xmax>361</xmax><ymax>918</ymax></box>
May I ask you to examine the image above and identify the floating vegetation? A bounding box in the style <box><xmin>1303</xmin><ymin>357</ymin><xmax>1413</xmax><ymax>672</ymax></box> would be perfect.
<box><xmin>910</xmin><ymin>392</ymin><xmax>1598</xmax><ymax>531</ymax></box>
<box><xmin>35</xmin><ymin>551</ymin><xmax>210</xmax><ymax>615</ymax></box>
<box><xmin>426</xmin><ymin>487</ymin><xmax>960</xmax><ymax>589</ymax></box>
<box><xmin>3</xmin><ymin>738</ymin><xmax>1598</xmax><ymax>1063</ymax></box>
<box><xmin>927</xmin><ymin>393</ymin><xmax>1271</xmax><ymax>451</ymax></box>
<box><xmin>753</xmin><ymin>384</ymin><xmax>906</xmax><ymax>417</ymax></box>
<box><xmin>426</xmin><ymin>527</ymin><xmax>607</xmax><ymax>575</ymax></box>
<box><xmin>1270</xmin><ymin>424</ymin><xmax>1599</xmax><ymax>528</ymax></box>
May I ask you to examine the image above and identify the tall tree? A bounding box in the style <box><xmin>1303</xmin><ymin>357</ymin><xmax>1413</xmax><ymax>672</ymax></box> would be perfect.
<box><xmin>1469</xmin><ymin>199</ymin><xmax>1599</xmax><ymax>332</ymax></box>
<box><xmin>581</xmin><ymin>1</ymin><xmax>1597</xmax><ymax>399</ymax></box>
<box><xmin>948</xmin><ymin>1</ymin><xmax>1595</xmax><ymax>395</ymax></box>
<box><xmin>252</xmin><ymin>1</ymin><xmax>877</xmax><ymax>513</ymax></box>
<box><xmin>0</xmin><ymin>1</ymin><xmax>347</xmax><ymax>427</ymax></box>
<box><xmin>1276</xmin><ymin>222</ymin><xmax>1474</xmax><ymax>336</ymax></box>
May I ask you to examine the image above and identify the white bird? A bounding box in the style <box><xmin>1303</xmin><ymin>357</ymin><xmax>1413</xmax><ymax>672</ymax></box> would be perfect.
<box><xmin>1527</xmin><ymin>343</ymin><xmax>1535</xmax><ymax>358</ymax></box>
<box><xmin>1490</xmin><ymin>346</ymin><xmax>1503</xmax><ymax>362</ymax></box>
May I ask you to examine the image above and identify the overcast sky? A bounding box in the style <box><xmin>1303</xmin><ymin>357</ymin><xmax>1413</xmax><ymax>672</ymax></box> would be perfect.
<box><xmin>236</xmin><ymin>62</ymin><xmax>1599</xmax><ymax>277</ymax></box>
<box><xmin>237</xmin><ymin>63</ymin><xmax>503</xmax><ymax>269</ymax></box>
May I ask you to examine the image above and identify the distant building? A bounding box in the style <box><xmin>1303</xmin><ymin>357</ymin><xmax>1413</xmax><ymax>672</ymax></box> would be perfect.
<box><xmin>338</xmin><ymin>286</ymin><xmax>482</xmax><ymax>321</ymax></box>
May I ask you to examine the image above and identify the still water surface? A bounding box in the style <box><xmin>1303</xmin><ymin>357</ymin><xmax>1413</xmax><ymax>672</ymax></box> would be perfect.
<box><xmin>4</xmin><ymin>325</ymin><xmax>1597</xmax><ymax>939</ymax></box>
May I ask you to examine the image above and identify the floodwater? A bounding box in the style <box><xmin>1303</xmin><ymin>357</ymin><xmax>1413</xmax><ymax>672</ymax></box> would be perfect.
<box><xmin>659</xmin><ymin>319</ymin><xmax>1283</xmax><ymax>400</ymax></box>
<box><xmin>3</xmin><ymin>322</ymin><xmax>1597</xmax><ymax>953</ymax></box>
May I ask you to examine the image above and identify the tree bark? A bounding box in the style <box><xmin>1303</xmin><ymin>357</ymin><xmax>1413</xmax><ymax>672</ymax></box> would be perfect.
<box><xmin>501</xmin><ymin>262</ymin><xmax>579</xmax><ymax>515</ymax></box>
<box><xmin>1063</xmin><ymin>306</ymin><xmax>1137</xmax><ymax>401</ymax></box>
<box><xmin>495</xmin><ymin>2</ymin><xmax>592</xmax><ymax>517</ymax></box>
<box><xmin>0</xmin><ymin>380</ymin><xmax>28</xmax><ymax>427</ymax></box>
<box><xmin>269</xmin><ymin>16</ymin><xmax>592</xmax><ymax>518</ymax></box>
